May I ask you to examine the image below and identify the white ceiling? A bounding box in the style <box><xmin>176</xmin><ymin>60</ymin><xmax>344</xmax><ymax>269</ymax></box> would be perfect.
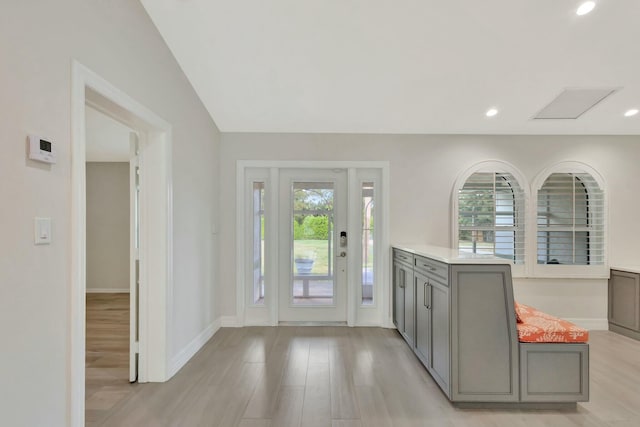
<box><xmin>85</xmin><ymin>105</ymin><xmax>132</xmax><ymax>162</ymax></box>
<box><xmin>141</xmin><ymin>0</ymin><xmax>640</xmax><ymax>134</ymax></box>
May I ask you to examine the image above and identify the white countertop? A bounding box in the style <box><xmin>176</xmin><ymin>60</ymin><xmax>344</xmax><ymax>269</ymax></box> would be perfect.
<box><xmin>392</xmin><ymin>244</ymin><xmax>514</xmax><ymax>265</ymax></box>
<box><xmin>611</xmin><ymin>266</ymin><xmax>640</xmax><ymax>274</ymax></box>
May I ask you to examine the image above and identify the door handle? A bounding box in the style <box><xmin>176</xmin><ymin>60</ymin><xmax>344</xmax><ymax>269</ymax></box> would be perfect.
<box><xmin>425</xmin><ymin>282</ymin><xmax>431</xmax><ymax>309</ymax></box>
<box><xmin>421</xmin><ymin>263</ymin><xmax>437</xmax><ymax>272</ymax></box>
<box><xmin>337</xmin><ymin>251</ymin><xmax>346</xmax><ymax>258</ymax></box>
<box><xmin>424</xmin><ymin>282</ymin><xmax>428</xmax><ymax>307</ymax></box>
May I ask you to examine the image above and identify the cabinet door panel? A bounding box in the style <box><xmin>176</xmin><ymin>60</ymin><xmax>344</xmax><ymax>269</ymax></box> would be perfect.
<box><xmin>415</xmin><ymin>272</ymin><xmax>430</xmax><ymax>365</ymax></box>
<box><xmin>403</xmin><ymin>267</ymin><xmax>415</xmax><ymax>346</ymax></box>
<box><xmin>393</xmin><ymin>263</ymin><xmax>405</xmax><ymax>332</ymax></box>
<box><xmin>609</xmin><ymin>270</ymin><xmax>640</xmax><ymax>331</ymax></box>
<box><xmin>431</xmin><ymin>281</ymin><xmax>450</xmax><ymax>389</ymax></box>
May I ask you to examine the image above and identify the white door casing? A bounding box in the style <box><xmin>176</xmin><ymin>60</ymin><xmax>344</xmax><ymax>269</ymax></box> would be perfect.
<box><xmin>129</xmin><ymin>132</ymin><xmax>140</xmax><ymax>382</ymax></box>
<box><xmin>71</xmin><ymin>61</ymin><xmax>173</xmax><ymax>427</ymax></box>
<box><xmin>237</xmin><ymin>161</ymin><xmax>391</xmax><ymax>328</ymax></box>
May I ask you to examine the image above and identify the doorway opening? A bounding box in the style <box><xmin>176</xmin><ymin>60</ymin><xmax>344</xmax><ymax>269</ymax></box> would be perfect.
<box><xmin>71</xmin><ymin>62</ymin><xmax>172</xmax><ymax>427</ymax></box>
<box><xmin>84</xmin><ymin>106</ymin><xmax>138</xmax><ymax>424</ymax></box>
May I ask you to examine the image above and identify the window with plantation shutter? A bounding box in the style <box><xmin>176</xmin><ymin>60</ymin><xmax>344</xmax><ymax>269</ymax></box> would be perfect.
<box><xmin>537</xmin><ymin>173</ymin><xmax>604</xmax><ymax>265</ymax></box>
<box><xmin>458</xmin><ymin>172</ymin><xmax>525</xmax><ymax>263</ymax></box>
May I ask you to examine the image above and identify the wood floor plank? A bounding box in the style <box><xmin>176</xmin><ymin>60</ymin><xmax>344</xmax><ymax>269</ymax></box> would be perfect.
<box><xmin>243</xmin><ymin>328</ymin><xmax>292</xmax><ymax>419</ymax></box>
<box><xmin>329</xmin><ymin>344</ymin><xmax>360</xmax><ymax>420</ymax></box>
<box><xmin>281</xmin><ymin>338</ymin><xmax>310</xmax><ymax>387</ymax></box>
<box><xmin>301</xmin><ymin>362</ymin><xmax>331</xmax><ymax>427</ymax></box>
<box><xmin>308</xmin><ymin>336</ymin><xmax>330</xmax><ymax>365</ymax></box>
<box><xmin>331</xmin><ymin>420</ymin><xmax>362</xmax><ymax>427</ymax></box>
<box><xmin>85</xmin><ymin>293</ymin><xmax>135</xmax><ymax>427</ymax></box>
<box><xmin>238</xmin><ymin>420</ymin><xmax>271</xmax><ymax>427</ymax></box>
<box><xmin>269</xmin><ymin>385</ymin><xmax>304</xmax><ymax>427</ymax></box>
<box><xmin>354</xmin><ymin>386</ymin><xmax>392</xmax><ymax>427</ymax></box>
<box><xmin>214</xmin><ymin>362</ymin><xmax>265</xmax><ymax>427</ymax></box>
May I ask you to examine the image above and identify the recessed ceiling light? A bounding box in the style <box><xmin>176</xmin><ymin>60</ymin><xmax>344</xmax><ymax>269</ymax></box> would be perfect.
<box><xmin>624</xmin><ymin>109</ymin><xmax>639</xmax><ymax>117</ymax></box>
<box><xmin>576</xmin><ymin>1</ymin><xmax>596</xmax><ymax>16</ymax></box>
<box><xmin>485</xmin><ymin>108</ymin><xmax>498</xmax><ymax>117</ymax></box>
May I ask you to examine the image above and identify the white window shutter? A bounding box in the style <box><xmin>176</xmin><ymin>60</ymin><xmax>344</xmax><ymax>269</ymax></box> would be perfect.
<box><xmin>537</xmin><ymin>173</ymin><xmax>604</xmax><ymax>265</ymax></box>
<box><xmin>458</xmin><ymin>172</ymin><xmax>525</xmax><ymax>264</ymax></box>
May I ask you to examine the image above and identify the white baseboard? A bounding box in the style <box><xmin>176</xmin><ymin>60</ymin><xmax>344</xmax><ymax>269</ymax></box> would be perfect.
<box><xmin>86</xmin><ymin>288</ymin><xmax>130</xmax><ymax>293</ymax></box>
<box><xmin>353</xmin><ymin>321</ymin><xmax>383</xmax><ymax>327</ymax></box>
<box><xmin>168</xmin><ymin>318</ymin><xmax>221</xmax><ymax>378</ymax></box>
<box><xmin>243</xmin><ymin>320</ymin><xmax>273</xmax><ymax>327</ymax></box>
<box><xmin>566</xmin><ymin>318</ymin><xmax>608</xmax><ymax>330</ymax></box>
<box><xmin>220</xmin><ymin>315</ymin><xmax>241</xmax><ymax>327</ymax></box>
<box><xmin>381</xmin><ymin>318</ymin><xmax>396</xmax><ymax>329</ymax></box>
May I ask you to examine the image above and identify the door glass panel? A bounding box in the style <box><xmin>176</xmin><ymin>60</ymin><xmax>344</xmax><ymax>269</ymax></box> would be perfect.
<box><xmin>361</xmin><ymin>182</ymin><xmax>374</xmax><ymax>305</ymax></box>
<box><xmin>292</xmin><ymin>182</ymin><xmax>334</xmax><ymax>305</ymax></box>
<box><xmin>252</xmin><ymin>182</ymin><xmax>265</xmax><ymax>304</ymax></box>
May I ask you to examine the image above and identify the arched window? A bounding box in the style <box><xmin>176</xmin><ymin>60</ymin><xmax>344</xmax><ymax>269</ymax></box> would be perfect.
<box><xmin>536</xmin><ymin>172</ymin><xmax>604</xmax><ymax>265</ymax></box>
<box><xmin>456</xmin><ymin>168</ymin><xmax>525</xmax><ymax>264</ymax></box>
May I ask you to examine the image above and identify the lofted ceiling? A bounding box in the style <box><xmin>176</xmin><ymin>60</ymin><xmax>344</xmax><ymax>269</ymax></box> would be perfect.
<box><xmin>140</xmin><ymin>0</ymin><xmax>640</xmax><ymax>134</ymax></box>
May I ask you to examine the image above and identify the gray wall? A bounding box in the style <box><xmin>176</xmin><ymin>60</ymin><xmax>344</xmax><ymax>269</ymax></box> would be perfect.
<box><xmin>86</xmin><ymin>162</ymin><xmax>130</xmax><ymax>292</ymax></box>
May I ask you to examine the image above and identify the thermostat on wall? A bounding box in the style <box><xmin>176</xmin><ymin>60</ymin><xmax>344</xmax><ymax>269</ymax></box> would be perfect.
<box><xmin>28</xmin><ymin>134</ymin><xmax>56</xmax><ymax>164</ymax></box>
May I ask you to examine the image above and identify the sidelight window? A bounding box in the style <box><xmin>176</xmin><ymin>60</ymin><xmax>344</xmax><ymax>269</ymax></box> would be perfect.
<box><xmin>252</xmin><ymin>182</ymin><xmax>266</xmax><ymax>304</ymax></box>
<box><xmin>361</xmin><ymin>181</ymin><xmax>375</xmax><ymax>305</ymax></box>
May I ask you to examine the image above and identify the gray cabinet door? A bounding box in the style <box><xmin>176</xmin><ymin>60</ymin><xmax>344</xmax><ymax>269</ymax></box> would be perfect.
<box><xmin>403</xmin><ymin>266</ymin><xmax>415</xmax><ymax>347</ymax></box>
<box><xmin>392</xmin><ymin>262</ymin><xmax>405</xmax><ymax>333</ymax></box>
<box><xmin>430</xmin><ymin>279</ymin><xmax>450</xmax><ymax>393</ymax></box>
<box><xmin>609</xmin><ymin>270</ymin><xmax>640</xmax><ymax>332</ymax></box>
<box><xmin>414</xmin><ymin>271</ymin><xmax>431</xmax><ymax>366</ymax></box>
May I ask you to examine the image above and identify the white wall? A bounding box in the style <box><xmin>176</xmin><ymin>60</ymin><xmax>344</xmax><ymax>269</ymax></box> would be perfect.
<box><xmin>0</xmin><ymin>1</ymin><xmax>220</xmax><ymax>425</ymax></box>
<box><xmin>85</xmin><ymin>105</ymin><xmax>131</xmax><ymax>162</ymax></box>
<box><xmin>86</xmin><ymin>162</ymin><xmax>130</xmax><ymax>292</ymax></box>
<box><xmin>220</xmin><ymin>133</ymin><xmax>640</xmax><ymax>327</ymax></box>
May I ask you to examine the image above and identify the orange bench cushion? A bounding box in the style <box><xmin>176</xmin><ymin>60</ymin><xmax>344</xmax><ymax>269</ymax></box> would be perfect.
<box><xmin>515</xmin><ymin>302</ymin><xmax>589</xmax><ymax>343</ymax></box>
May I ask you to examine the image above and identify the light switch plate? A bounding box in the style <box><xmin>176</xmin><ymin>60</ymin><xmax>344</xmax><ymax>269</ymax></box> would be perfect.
<box><xmin>35</xmin><ymin>217</ymin><xmax>52</xmax><ymax>245</ymax></box>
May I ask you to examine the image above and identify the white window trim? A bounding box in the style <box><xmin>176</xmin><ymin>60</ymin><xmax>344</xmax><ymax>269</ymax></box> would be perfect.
<box><xmin>244</xmin><ymin>168</ymin><xmax>270</xmax><ymax>311</ymax></box>
<box><xmin>531</xmin><ymin>161</ymin><xmax>609</xmax><ymax>279</ymax></box>
<box><xmin>451</xmin><ymin>160</ymin><xmax>529</xmax><ymax>278</ymax></box>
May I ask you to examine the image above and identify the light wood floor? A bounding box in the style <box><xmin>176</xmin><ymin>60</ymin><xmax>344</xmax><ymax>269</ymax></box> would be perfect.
<box><xmin>88</xmin><ymin>324</ymin><xmax>640</xmax><ymax>427</ymax></box>
<box><xmin>86</xmin><ymin>293</ymin><xmax>137</xmax><ymax>426</ymax></box>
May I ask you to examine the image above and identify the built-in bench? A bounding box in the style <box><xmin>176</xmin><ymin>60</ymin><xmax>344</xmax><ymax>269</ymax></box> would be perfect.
<box><xmin>392</xmin><ymin>245</ymin><xmax>589</xmax><ymax>407</ymax></box>
<box><xmin>515</xmin><ymin>302</ymin><xmax>589</xmax><ymax>403</ymax></box>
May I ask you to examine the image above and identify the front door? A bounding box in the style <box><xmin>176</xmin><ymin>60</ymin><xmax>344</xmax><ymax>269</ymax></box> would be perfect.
<box><xmin>278</xmin><ymin>169</ymin><xmax>348</xmax><ymax>322</ymax></box>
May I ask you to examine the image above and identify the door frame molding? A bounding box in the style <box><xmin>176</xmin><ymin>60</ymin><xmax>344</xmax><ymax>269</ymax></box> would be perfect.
<box><xmin>236</xmin><ymin>160</ymin><xmax>390</xmax><ymax>328</ymax></box>
<box><xmin>70</xmin><ymin>61</ymin><xmax>173</xmax><ymax>427</ymax></box>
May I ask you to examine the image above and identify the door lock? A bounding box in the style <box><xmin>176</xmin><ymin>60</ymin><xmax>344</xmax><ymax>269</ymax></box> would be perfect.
<box><xmin>338</xmin><ymin>251</ymin><xmax>347</xmax><ymax>258</ymax></box>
